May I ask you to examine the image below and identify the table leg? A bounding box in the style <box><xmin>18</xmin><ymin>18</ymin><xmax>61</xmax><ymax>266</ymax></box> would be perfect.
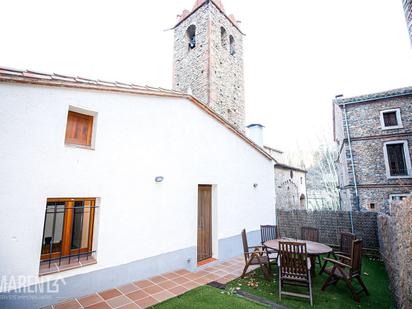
<box><xmin>310</xmin><ymin>256</ymin><xmax>316</xmax><ymax>277</ymax></box>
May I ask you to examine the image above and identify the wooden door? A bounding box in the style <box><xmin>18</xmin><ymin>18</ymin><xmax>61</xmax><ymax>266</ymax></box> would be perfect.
<box><xmin>197</xmin><ymin>185</ymin><xmax>212</xmax><ymax>262</ymax></box>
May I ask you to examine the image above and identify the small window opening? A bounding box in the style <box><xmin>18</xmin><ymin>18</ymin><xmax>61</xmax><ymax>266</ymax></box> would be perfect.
<box><xmin>229</xmin><ymin>35</ymin><xmax>235</xmax><ymax>55</ymax></box>
<box><xmin>221</xmin><ymin>27</ymin><xmax>228</xmax><ymax>49</ymax></box>
<box><xmin>186</xmin><ymin>25</ymin><xmax>196</xmax><ymax>50</ymax></box>
<box><xmin>369</xmin><ymin>203</ymin><xmax>376</xmax><ymax>210</ymax></box>
<box><xmin>290</xmin><ymin>170</ymin><xmax>294</xmax><ymax>178</ymax></box>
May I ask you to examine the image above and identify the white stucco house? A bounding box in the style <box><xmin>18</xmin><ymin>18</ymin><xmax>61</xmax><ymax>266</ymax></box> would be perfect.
<box><xmin>0</xmin><ymin>67</ymin><xmax>275</xmax><ymax>308</ymax></box>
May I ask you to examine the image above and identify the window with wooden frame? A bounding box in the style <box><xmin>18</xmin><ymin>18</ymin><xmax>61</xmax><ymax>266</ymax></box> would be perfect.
<box><xmin>380</xmin><ymin>108</ymin><xmax>403</xmax><ymax>130</ymax></box>
<box><xmin>65</xmin><ymin>111</ymin><xmax>94</xmax><ymax>146</ymax></box>
<box><xmin>383</xmin><ymin>140</ymin><xmax>412</xmax><ymax>178</ymax></box>
<box><xmin>40</xmin><ymin>198</ymin><xmax>97</xmax><ymax>272</ymax></box>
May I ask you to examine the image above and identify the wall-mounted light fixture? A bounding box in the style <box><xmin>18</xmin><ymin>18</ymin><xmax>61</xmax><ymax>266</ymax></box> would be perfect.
<box><xmin>155</xmin><ymin>176</ymin><xmax>164</xmax><ymax>183</ymax></box>
<box><xmin>253</xmin><ymin>183</ymin><xmax>258</xmax><ymax>188</ymax></box>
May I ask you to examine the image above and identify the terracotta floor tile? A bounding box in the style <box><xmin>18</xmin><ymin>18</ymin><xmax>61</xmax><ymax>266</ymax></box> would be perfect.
<box><xmin>181</xmin><ymin>280</ymin><xmax>202</xmax><ymax>290</ymax></box>
<box><xmin>118</xmin><ymin>303</ymin><xmax>141</xmax><ymax>309</ymax></box>
<box><xmin>107</xmin><ymin>295</ymin><xmax>133</xmax><ymax>308</ymax></box>
<box><xmin>213</xmin><ymin>270</ymin><xmax>230</xmax><ymax>277</ymax></box>
<box><xmin>162</xmin><ymin>272</ymin><xmax>181</xmax><ymax>280</ymax></box>
<box><xmin>149</xmin><ymin>275</ymin><xmax>168</xmax><ymax>284</ymax></box>
<box><xmin>126</xmin><ymin>290</ymin><xmax>149</xmax><ymax>301</ymax></box>
<box><xmin>182</xmin><ymin>272</ymin><xmax>201</xmax><ymax>281</ymax></box>
<box><xmin>134</xmin><ymin>296</ymin><xmax>159</xmax><ymax>309</ymax></box>
<box><xmin>84</xmin><ymin>302</ymin><xmax>111</xmax><ymax>309</ymax></box>
<box><xmin>174</xmin><ymin>269</ymin><xmax>190</xmax><ymax>276</ymax></box>
<box><xmin>157</xmin><ymin>280</ymin><xmax>178</xmax><ymax>290</ymax></box>
<box><xmin>151</xmin><ymin>290</ymin><xmax>175</xmax><ymax>302</ymax></box>
<box><xmin>195</xmin><ymin>276</ymin><xmax>212</xmax><ymax>284</ymax></box>
<box><xmin>142</xmin><ymin>284</ymin><xmax>164</xmax><ymax>295</ymax></box>
<box><xmin>117</xmin><ymin>283</ymin><xmax>139</xmax><ymax>294</ymax></box>
<box><xmin>98</xmin><ymin>288</ymin><xmax>122</xmax><ymax>300</ymax></box>
<box><xmin>133</xmin><ymin>280</ymin><xmax>154</xmax><ymax>289</ymax></box>
<box><xmin>78</xmin><ymin>294</ymin><xmax>103</xmax><ymax>307</ymax></box>
<box><xmin>172</xmin><ymin>276</ymin><xmax>191</xmax><ymax>285</ymax></box>
<box><xmin>169</xmin><ymin>285</ymin><xmax>189</xmax><ymax>296</ymax></box>
<box><xmin>54</xmin><ymin>299</ymin><xmax>81</xmax><ymax>309</ymax></box>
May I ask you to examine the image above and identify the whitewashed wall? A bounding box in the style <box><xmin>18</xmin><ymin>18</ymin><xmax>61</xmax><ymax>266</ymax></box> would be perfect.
<box><xmin>0</xmin><ymin>83</ymin><xmax>274</xmax><ymax>289</ymax></box>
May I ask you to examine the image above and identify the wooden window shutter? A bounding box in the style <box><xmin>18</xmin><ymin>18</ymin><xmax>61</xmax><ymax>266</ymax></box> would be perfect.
<box><xmin>65</xmin><ymin>111</ymin><xmax>93</xmax><ymax>146</ymax></box>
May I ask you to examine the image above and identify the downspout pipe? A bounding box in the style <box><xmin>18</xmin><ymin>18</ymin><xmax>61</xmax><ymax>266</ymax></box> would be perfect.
<box><xmin>342</xmin><ymin>102</ymin><xmax>357</xmax><ymax>234</ymax></box>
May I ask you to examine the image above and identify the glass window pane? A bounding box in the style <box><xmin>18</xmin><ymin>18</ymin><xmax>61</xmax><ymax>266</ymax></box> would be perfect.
<box><xmin>387</xmin><ymin>144</ymin><xmax>407</xmax><ymax>176</ymax></box>
<box><xmin>41</xmin><ymin>202</ymin><xmax>65</xmax><ymax>255</ymax></box>
<box><xmin>383</xmin><ymin>112</ymin><xmax>398</xmax><ymax>127</ymax></box>
<box><xmin>71</xmin><ymin>201</ymin><xmax>91</xmax><ymax>250</ymax></box>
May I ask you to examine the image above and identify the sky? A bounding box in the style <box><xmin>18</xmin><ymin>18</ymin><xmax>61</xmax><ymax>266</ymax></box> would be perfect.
<box><xmin>1</xmin><ymin>0</ymin><xmax>411</xmax><ymax>163</ymax></box>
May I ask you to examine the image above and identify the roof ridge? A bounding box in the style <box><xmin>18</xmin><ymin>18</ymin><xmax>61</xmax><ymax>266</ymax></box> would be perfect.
<box><xmin>0</xmin><ymin>65</ymin><xmax>182</xmax><ymax>95</ymax></box>
<box><xmin>335</xmin><ymin>85</ymin><xmax>412</xmax><ymax>105</ymax></box>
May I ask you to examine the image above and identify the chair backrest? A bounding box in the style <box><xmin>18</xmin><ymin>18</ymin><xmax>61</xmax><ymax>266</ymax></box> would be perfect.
<box><xmin>241</xmin><ymin>229</ymin><xmax>249</xmax><ymax>261</ymax></box>
<box><xmin>260</xmin><ymin>225</ymin><xmax>278</xmax><ymax>244</ymax></box>
<box><xmin>279</xmin><ymin>241</ymin><xmax>309</xmax><ymax>279</ymax></box>
<box><xmin>301</xmin><ymin>226</ymin><xmax>319</xmax><ymax>242</ymax></box>
<box><xmin>350</xmin><ymin>239</ymin><xmax>363</xmax><ymax>275</ymax></box>
<box><xmin>340</xmin><ymin>232</ymin><xmax>356</xmax><ymax>256</ymax></box>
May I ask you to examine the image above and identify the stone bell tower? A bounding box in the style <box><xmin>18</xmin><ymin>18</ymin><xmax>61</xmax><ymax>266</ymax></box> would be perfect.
<box><xmin>172</xmin><ymin>0</ymin><xmax>245</xmax><ymax>131</ymax></box>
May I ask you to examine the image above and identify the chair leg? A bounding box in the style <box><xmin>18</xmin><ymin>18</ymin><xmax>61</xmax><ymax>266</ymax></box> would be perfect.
<box><xmin>321</xmin><ymin>271</ymin><xmax>337</xmax><ymax>291</ymax></box>
<box><xmin>356</xmin><ymin>276</ymin><xmax>369</xmax><ymax>296</ymax></box>
<box><xmin>344</xmin><ymin>277</ymin><xmax>360</xmax><ymax>303</ymax></box>
<box><xmin>308</xmin><ymin>272</ymin><xmax>313</xmax><ymax>306</ymax></box>
<box><xmin>319</xmin><ymin>252</ymin><xmax>331</xmax><ymax>275</ymax></box>
<box><xmin>241</xmin><ymin>260</ymin><xmax>250</xmax><ymax>279</ymax></box>
<box><xmin>278</xmin><ymin>268</ymin><xmax>282</xmax><ymax>301</ymax></box>
<box><xmin>257</xmin><ymin>257</ymin><xmax>271</xmax><ymax>280</ymax></box>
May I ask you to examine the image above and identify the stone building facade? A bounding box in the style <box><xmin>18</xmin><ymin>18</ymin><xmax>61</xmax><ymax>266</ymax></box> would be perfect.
<box><xmin>264</xmin><ymin>146</ymin><xmax>308</xmax><ymax>209</ymax></box>
<box><xmin>403</xmin><ymin>0</ymin><xmax>412</xmax><ymax>45</ymax></box>
<box><xmin>173</xmin><ymin>0</ymin><xmax>245</xmax><ymax>131</ymax></box>
<box><xmin>333</xmin><ymin>87</ymin><xmax>412</xmax><ymax>211</ymax></box>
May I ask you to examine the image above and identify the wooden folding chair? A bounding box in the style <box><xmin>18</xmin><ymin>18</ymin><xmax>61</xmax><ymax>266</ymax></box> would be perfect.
<box><xmin>301</xmin><ymin>226</ymin><xmax>321</xmax><ymax>266</ymax></box>
<box><xmin>278</xmin><ymin>241</ymin><xmax>313</xmax><ymax>306</ymax></box>
<box><xmin>241</xmin><ymin>229</ymin><xmax>271</xmax><ymax>280</ymax></box>
<box><xmin>260</xmin><ymin>225</ymin><xmax>279</xmax><ymax>268</ymax></box>
<box><xmin>320</xmin><ymin>232</ymin><xmax>356</xmax><ymax>275</ymax></box>
<box><xmin>321</xmin><ymin>239</ymin><xmax>369</xmax><ymax>303</ymax></box>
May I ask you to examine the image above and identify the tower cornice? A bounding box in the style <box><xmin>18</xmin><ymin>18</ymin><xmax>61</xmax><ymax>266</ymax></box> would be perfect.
<box><xmin>172</xmin><ymin>0</ymin><xmax>245</xmax><ymax>35</ymax></box>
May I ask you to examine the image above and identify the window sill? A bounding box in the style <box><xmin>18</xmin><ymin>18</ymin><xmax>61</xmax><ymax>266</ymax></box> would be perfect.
<box><xmin>386</xmin><ymin>175</ymin><xmax>412</xmax><ymax>179</ymax></box>
<box><xmin>39</xmin><ymin>256</ymin><xmax>96</xmax><ymax>276</ymax></box>
<box><xmin>64</xmin><ymin>143</ymin><xmax>95</xmax><ymax>151</ymax></box>
<box><xmin>381</xmin><ymin>126</ymin><xmax>403</xmax><ymax>130</ymax></box>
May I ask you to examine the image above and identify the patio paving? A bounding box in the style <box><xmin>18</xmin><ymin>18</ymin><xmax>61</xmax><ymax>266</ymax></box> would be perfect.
<box><xmin>47</xmin><ymin>255</ymin><xmax>256</xmax><ymax>309</ymax></box>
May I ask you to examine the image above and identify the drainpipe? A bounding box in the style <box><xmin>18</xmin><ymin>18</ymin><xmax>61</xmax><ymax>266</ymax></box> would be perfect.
<box><xmin>342</xmin><ymin>101</ymin><xmax>357</xmax><ymax>234</ymax></box>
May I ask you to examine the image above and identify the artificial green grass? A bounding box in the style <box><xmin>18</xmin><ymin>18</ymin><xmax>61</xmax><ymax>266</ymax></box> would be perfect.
<box><xmin>154</xmin><ymin>285</ymin><xmax>266</xmax><ymax>309</ymax></box>
<box><xmin>227</xmin><ymin>256</ymin><xmax>395</xmax><ymax>309</ymax></box>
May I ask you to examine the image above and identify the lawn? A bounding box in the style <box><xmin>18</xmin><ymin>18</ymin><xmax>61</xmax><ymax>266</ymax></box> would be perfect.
<box><xmin>156</xmin><ymin>257</ymin><xmax>395</xmax><ymax>309</ymax></box>
<box><xmin>226</xmin><ymin>256</ymin><xmax>395</xmax><ymax>309</ymax></box>
<box><xmin>154</xmin><ymin>285</ymin><xmax>265</xmax><ymax>309</ymax></box>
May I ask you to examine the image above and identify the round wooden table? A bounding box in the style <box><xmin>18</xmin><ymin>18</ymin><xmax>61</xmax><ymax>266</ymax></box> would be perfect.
<box><xmin>264</xmin><ymin>238</ymin><xmax>333</xmax><ymax>277</ymax></box>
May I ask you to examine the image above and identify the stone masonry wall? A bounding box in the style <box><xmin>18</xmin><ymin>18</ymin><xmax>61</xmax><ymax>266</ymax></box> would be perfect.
<box><xmin>173</xmin><ymin>4</ymin><xmax>210</xmax><ymax>104</ymax></box>
<box><xmin>276</xmin><ymin>209</ymin><xmax>379</xmax><ymax>249</ymax></box>
<box><xmin>377</xmin><ymin>197</ymin><xmax>412</xmax><ymax>309</ymax></box>
<box><xmin>209</xmin><ymin>2</ymin><xmax>245</xmax><ymax>130</ymax></box>
<box><xmin>274</xmin><ymin>168</ymin><xmax>307</xmax><ymax>209</ymax></box>
<box><xmin>334</xmin><ymin>95</ymin><xmax>412</xmax><ymax>211</ymax></box>
<box><xmin>173</xmin><ymin>1</ymin><xmax>245</xmax><ymax>131</ymax></box>
<box><xmin>404</xmin><ymin>0</ymin><xmax>412</xmax><ymax>45</ymax></box>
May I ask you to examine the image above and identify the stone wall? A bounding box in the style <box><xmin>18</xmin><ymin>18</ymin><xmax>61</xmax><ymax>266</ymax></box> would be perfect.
<box><xmin>377</xmin><ymin>197</ymin><xmax>412</xmax><ymax>309</ymax></box>
<box><xmin>404</xmin><ymin>0</ymin><xmax>412</xmax><ymax>45</ymax></box>
<box><xmin>173</xmin><ymin>1</ymin><xmax>245</xmax><ymax>131</ymax></box>
<box><xmin>334</xmin><ymin>94</ymin><xmax>412</xmax><ymax>212</ymax></box>
<box><xmin>274</xmin><ymin>167</ymin><xmax>307</xmax><ymax>209</ymax></box>
<box><xmin>276</xmin><ymin>209</ymin><xmax>379</xmax><ymax>249</ymax></box>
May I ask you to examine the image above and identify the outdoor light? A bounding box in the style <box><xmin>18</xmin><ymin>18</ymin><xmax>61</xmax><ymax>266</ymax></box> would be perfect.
<box><xmin>155</xmin><ymin>176</ymin><xmax>164</xmax><ymax>183</ymax></box>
